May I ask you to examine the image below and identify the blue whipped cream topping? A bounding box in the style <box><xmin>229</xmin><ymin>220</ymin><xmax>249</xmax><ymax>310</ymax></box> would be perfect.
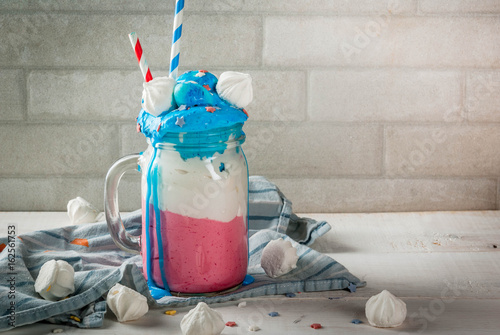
<box><xmin>137</xmin><ymin>70</ymin><xmax>250</xmax><ymax>160</ymax></box>
<box><xmin>137</xmin><ymin>70</ymin><xmax>248</xmax><ymax>141</ymax></box>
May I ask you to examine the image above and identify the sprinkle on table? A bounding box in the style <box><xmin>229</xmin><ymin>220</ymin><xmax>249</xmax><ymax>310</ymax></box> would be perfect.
<box><xmin>268</xmin><ymin>312</ymin><xmax>279</xmax><ymax>317</ymax></box>
<box><xmin>164</xmin><ymin>310</ymin><xmax>176</xmax><ymax>315</ymax></box>
<box><xmin>351</xmin><ymin>319</ymin><xmax>363</xmax><ymax>324</ymax></box>
<box><xmin>225</xmin><ymin>321</ymin><xmax>237</xmax><ymax>327</ymax></box>
<box><xmin>219</xmin><ymin>162</ymin><xmax>225</xmax><ymax>172</ymax></box>
<box><xmin>347</xmin><ymin>283</ymin><xmax>357</xmax><ymax>293</ymax></box>
<box><xmin>285</xmin><ymin>292</ymin><xmax>296</xmax><ymax>298</ymax></box>
<box><xmin>310</xmin><ymin>323</ymin><xmax>322</xmax><ymax>329</ymax></box>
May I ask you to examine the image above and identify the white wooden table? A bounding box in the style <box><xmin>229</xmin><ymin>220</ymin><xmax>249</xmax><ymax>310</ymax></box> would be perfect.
<box><xmin>1</xmin><ymin>211</ymin><xmax>499</xmax><ymax>334</ymax></box>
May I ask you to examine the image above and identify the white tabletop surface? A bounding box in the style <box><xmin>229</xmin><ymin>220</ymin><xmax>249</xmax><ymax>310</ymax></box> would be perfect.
<box><xmin>1</xmin><ymin>211</ymin><xmax>499</xmax><ymax>334</ymax></box>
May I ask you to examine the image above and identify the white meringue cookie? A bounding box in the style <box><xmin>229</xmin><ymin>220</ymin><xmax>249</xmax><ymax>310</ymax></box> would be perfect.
<box><xmin>216</xmin><ymin>71</ymin><xmax>253</xmax><ymax>109</ymax></box>
<box><xmin>142</xmin><ymin>76</ymin><xmax>176</xmax><ymax>116</ymax></box>
<box><xmin>67</xmin><ymin>197</ymin><xmax>99</xmax><ymax>225</ymax></box>
<box><xmin>106</xmin><ymin>283</ymin><xmax>149</xmax><ymax>322</ymax></box>
<box><xmin>180</xmin><ymin>302</ymin><xmax>225</xmax><ymax>335</ymax></box>
<box><xmin>34</xmin><ymin>260</ymin><xmax>75</xmax><ymax>301</ymax></box>
<box><xmin>365</xmin><ymin>290</ymin><xmax>407</xmax><ymax>328</ymax></box>
<box><xmin>261</xmin><ymin>238</ymin><xmax>299</xmax><ymax>278</ymax></box>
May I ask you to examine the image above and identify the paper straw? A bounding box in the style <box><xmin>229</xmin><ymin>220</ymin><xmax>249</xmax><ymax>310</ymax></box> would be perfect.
<box><xmin>169</xmin><ymin>0</ymin><xmax>184</xmax><ymax>80</ymax></box>
<box><xmin>129</xmin><ymin>32</ymin><xmax>153</xmax><ymax>82</ymax></box>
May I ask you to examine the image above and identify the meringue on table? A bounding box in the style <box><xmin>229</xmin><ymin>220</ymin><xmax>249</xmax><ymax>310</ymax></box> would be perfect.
<box><xmin>260</xmin><ymin>238</ymin><xmax>299</xmax><ymax>278</ymax></box>
<box><xmin>365</xmin><ymin>290</ymin><xmax>407</xmax><ymax>327</ymax></box>
<box><xmin>180</xmin><ymin>302</ymin><xmax>225</xmax><ymax>335</ymax></box>
<box><xmin>67</xmin><ymin>197</ymin><xmax>99</xmax><ymax>225</ymax></box>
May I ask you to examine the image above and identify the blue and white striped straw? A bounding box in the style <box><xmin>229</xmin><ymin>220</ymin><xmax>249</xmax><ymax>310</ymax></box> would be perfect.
<box><xmin>169</xmin><ymin>0</ymin><xmax>184</xmax><ymax>80</ymax></box>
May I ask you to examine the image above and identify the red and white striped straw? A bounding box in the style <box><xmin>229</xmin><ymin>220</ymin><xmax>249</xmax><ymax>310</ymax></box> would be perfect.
<box><xmin>129</xmin><ymin>32</ymin><xmax>153</xmax><ymax>82</ymax></box>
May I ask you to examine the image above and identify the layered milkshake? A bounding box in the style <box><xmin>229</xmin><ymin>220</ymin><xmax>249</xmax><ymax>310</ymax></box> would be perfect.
<box><xmin>136</xmin><ymin>70</ymin><xmax>252</xmax><ymax>294</ymax></box>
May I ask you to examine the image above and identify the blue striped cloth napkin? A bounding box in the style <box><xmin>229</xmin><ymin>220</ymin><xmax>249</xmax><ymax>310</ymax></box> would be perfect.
<box><xmin>0</xmin><ymin>177</ymin><xmax>365</xmax><ymax>331</ymax></box>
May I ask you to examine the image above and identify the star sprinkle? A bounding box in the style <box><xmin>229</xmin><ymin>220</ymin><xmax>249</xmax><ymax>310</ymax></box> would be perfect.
<box><xmin>268</xmin><ymin>312</ymin><xmax>279</xmax><ymax>317</ymax></box>
<box><xmin>203</xmin><ymin>84</ymin><xmax>211</xmax><ymax>91</ymax></box>
<box><xmin>347</xmin><ymin>283</ymin><xmax>357</xmax><ymax>293</ymax></box>
<box><xmin>310</xmin><ymin>323</ymin><xmax>322</xmax><ymax>329</ymax></box>
<box><xmin>164</xmin><ymin>310</ymin><xmax>176</xmax><ymax>316</ymax></box>
<box><xmin>136</xmin><ymin>123</ymin><xmax>141</xmax><ymax>133</ymax></box>
<box><xmin>219</xmin><ymin>162</ymin><xmax>225</xmax><ymax>172</ymax></box>
<box><xmin>178</xmin><ymin>105</ymin><xmax>187</xmax><ymax>111</ymax></box>
<box><xmin>225</xmin><ymin>321</ymin><xmax>237</xmax><ymax>327</ymax></box>
<box><xmin>205</xmin><ymin>106</ymin><xmax>216</xmax><ymax>113</ymax></box>
<box><xmin>195</xmin><ymin>71</ymin><xmax>206</xmax><ymax>77</ymax></box>
<box><xmin>285</xmin><ymin>293</ymin><xmax>296</xmax><ymax>298</ymax></box>
<box><xmin>175</xmin><ymin>116</ymin><xmax>185</xmax><ymax>128</ymax></box>
<box><xmin>351</xmin><ymin>319</ymin><xmax>363</xmax><ymax>324</ymax></box>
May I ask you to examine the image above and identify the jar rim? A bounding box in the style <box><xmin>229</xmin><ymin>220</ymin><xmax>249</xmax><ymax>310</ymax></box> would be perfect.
<box><xmin>148</xmin><ymin>124</ymin><xmax>246</xmax><ymax>150</ymax></box>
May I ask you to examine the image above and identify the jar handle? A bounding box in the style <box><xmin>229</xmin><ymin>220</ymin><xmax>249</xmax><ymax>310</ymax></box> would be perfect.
<box><xmin>104</xmin><ymin>154</ymin><xmax>141</xmax><ymax>254</ymax></box>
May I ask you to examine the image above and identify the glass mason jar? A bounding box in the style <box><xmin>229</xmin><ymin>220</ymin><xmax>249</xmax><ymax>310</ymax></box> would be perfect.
<box><xmin>105</xmin><ymin>124</ymin><xmax>248</xmax><ymax>296</ymax></box>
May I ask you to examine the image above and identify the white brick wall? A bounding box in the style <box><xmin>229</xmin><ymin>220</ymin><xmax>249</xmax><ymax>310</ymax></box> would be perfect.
<box><xmin>0</xmin><ymin>0</ymin><xmax>498</xmax><ymax>212</ymax></box>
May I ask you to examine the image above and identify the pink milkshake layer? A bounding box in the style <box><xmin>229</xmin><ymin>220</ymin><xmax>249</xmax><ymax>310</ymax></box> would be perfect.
<box><xmin>142</xmin><ymin>204</ymin><xmax>248</xmax><ymax>293</ymax></box>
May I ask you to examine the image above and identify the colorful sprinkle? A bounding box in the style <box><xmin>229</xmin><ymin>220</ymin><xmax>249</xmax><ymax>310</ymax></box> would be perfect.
<box><xmin>268</xmin><ymin>312</ymin><xmax>279</xmax><ymax>317</ymax></box>
<box><xmin>136</xmin><ymin>123</ymin><xmax>141</xmax><ymax>133</ymax></box>
<box><xmin>242</xmin><ymin>109</ymin><xmax>249</xmax><ymax>117</ymax></box>
<box><xmin>199</xmin><ymin>70</ymin><xmax>208</xmax><ymax>73</ymax></box>
<box><xmin>205</xmin><ymin>106</ymin><xmax>216</xmax><ymax>113</ymax></box>
<box><xmin>175</xmin><ymin>116</ymin><xmax>185</xmax><ymax>128</ymax></box>
<box><xmin>310</xmin><ymin>323</ymin><xmax>322</xmax><ymax>329</ymax></box>
<box><xmin>52</xmin><ymin>329</ymin><xmax>64</xmax><ymax>334</ymax></box>
<box><xmin>70</xmin><ymin>316</ymin><xmax>81</xmax><ymax>322</ymax></box>
<box><xmin>225</xmin><ymin>321</ymin><xmax>237</xmax><ymax>327</ymax></box>
<box><xmin>70</xmin><ymin>238</ymin><xmax>89</xmax><ymax>247</ymax></box>
<box><xmin>219</xmin><ymin>162</ymin><xmax>225</xmax><ymax>172</ymax></box>
<box><xmin>347</xmin><ymin>283</ymin><xmax>357</xmax><ymax>293</ymax></box>
<box><xmin>178</xmin><ymin>105</ymin><xmax>187</xmax><ymax>111</ymax></box>
<box><xmin>351</xmin><ymin>319</ymin><xmax>363</xmax><ymax>324</ymax></box>
<box><xmin>0</xmin><ymin>243</ymin><xmax>5</xmax><ymax>253</ymax></box>
<box><xmin>157</xmin><ymin>123</ymin><xmax>162</xmax><ymax>132</ymax></box>
<box><xmin>248</xmin><ymin>325</ymin><xmax>260</xmax><ymax>331</ymax></box>
<box><xmin>285</xmin><ymin>292</ymin><xmax>296</xmax><ymax>298</ymax></box>
<box><xmin>203</xmin><ymin>84</ymin><xmax>211</xmax><ymax>91</ymax></box>
<box><xmin>238</xmin><ymin>301</ymin><xmax>247</xmax><ymax>308</ymax></box>
<box><xmin>164</xmin><ymin>310</ymin><xmax>177</xmax><ymax>315</ymax></box>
